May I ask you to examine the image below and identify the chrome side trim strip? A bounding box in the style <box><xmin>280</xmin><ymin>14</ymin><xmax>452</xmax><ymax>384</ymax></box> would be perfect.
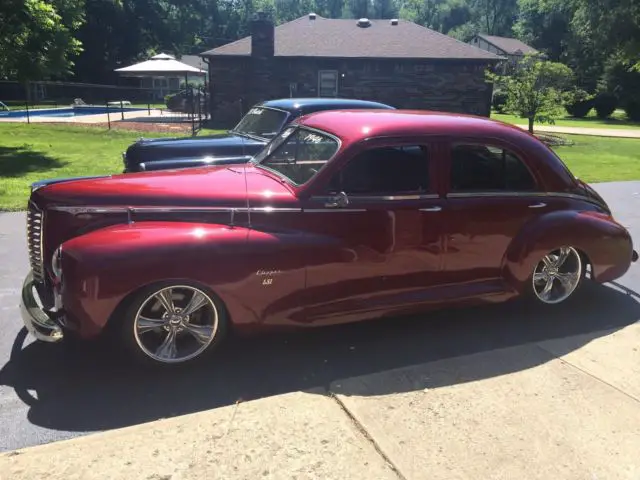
<box><xmin>49</xmin><ymin>205</ymin><xmax>302</xmax><ymax>214</ymax></box>
<box><xmin>50</xmin><ymin>206</ymin><xmax>130</xmax><ymax>214</ymax></box>
<box><xmin>447</xmin><ymin>191</ymin><xmax>587</xmax><ymax>200</ymax></box>
<box><xmin>310</xmin><ymin>193</ymin><xmax>438</xmax><ymax>203</ymax></box>
<box><xmin>303</xmin><ymin>209</ymin><xmax>367</xmax><ymax>213</ymax></box>
<box><xmin>446</xmin><ymin>191</ymin><xmax>609</xmax><ymax>209</ymax></box>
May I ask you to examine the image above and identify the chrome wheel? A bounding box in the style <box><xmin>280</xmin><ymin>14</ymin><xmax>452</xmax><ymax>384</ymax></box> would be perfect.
<box><xmin>133</xmin><ymin>285</ymin><xmax>219</xmax><ymax>364</ymax></box>
<box><xmin>532</xmin><ymin>246</ymin><xmax>583</xmax><ymax>304</ymax></box>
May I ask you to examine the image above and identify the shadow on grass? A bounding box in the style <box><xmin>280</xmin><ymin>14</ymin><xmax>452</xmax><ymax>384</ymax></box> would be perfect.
<box><xmin>0</xmin><ymin>146</ymin><xmax>67</xmax><ymax>177</ymax></box>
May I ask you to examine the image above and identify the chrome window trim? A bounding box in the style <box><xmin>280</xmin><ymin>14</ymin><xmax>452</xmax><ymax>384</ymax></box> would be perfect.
<box><xmin>254</xmin><ymin>125</ymin><xmax>343</xmax><ymax>187</ymax></box>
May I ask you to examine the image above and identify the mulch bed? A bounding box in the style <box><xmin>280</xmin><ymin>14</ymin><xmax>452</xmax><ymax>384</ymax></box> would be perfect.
<box><xmin>535</xmin><ymin>133</ymin><xmax>575</xmax><ymax>147</ymax></box>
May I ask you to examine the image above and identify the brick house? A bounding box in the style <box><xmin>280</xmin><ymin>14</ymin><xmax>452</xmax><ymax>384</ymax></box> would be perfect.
<box><xmin>468</xmin><ymin>34</ymin><xmax>540</xmax><ymax>73</ymax></box>
<box><xmin>200</xmin><ymin>13</ymin><xmax>502</xmax><ymax>127</ymax></box>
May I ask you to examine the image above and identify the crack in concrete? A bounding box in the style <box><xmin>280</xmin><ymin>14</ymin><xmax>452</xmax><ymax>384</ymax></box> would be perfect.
<box><xmin>328</xmin><ymin>391</ymin><xmax>408</xmax><ymax>480</ymax></box>
<box><xmin>534</xmin><ymin>343</ymin><xmax>640</xmax><ymax>404</ymax></box>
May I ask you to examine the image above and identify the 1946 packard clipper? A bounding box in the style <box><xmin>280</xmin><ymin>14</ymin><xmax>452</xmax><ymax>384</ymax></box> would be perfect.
<box><xmin>20</xmin><ymin>110</ymin><xmax>637</xmax><ymax>367</ymax></box>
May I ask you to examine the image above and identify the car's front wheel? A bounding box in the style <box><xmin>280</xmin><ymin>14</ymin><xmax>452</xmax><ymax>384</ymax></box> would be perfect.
<box><xmin>120</xmin><ymin>282</ymin><xmax>227</xmax><ymax>367</ymax></box>
<box><xmin>530</xmin><ymin>246</ymin><xmax>585</xmax><ymax>305</ymax></box>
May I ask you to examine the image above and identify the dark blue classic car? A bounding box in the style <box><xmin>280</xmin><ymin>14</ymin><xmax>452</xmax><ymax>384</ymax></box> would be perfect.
<box><xmin>122</xmin><ymin>97</ymin><xmax>395</xmax><ymax>172</ymax></box>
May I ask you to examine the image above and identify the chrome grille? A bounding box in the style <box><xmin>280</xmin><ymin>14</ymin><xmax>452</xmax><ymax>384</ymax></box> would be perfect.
<box><xmin>27</xmin><ymin>202</ymin><xmax>45</xmax><ymax>282</ymax></box>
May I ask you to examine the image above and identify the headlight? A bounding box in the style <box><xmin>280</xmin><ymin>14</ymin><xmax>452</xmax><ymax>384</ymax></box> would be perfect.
<box><xmin>51</xmin><ymin>246</ymin><xmax>63</xmax><ymax>279</ymax></box>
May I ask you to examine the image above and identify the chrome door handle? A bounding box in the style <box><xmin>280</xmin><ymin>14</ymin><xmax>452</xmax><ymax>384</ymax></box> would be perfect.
<box><xmin>420</xmin><ymin>206</ymin><xmax>442</xmax><ymax>212</ymax></box>
<box><xmin>528</xmin><ymin>202</ymin><xmax>547</xmax><ymax>209</ymax></box>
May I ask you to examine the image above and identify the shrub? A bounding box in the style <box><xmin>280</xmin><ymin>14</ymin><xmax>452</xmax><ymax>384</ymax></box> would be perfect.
<box><xmin>492</xmin><ymin>90</ymin><xmax>508</xmax><ymax>113</ymax></box>
<box><xmin>564</xmin><ymin>88</ymin><xmax>594</xmax><ymax>118</ymax></box>
<box><xmin>593</xmin><ymin>92</ymin><xmax>617</xmax><ymax>119</ymax></box>
<box><xmin>624</xmin><ymin>97</ymin><xmax>640</xmax><ymax>121</ymax></box>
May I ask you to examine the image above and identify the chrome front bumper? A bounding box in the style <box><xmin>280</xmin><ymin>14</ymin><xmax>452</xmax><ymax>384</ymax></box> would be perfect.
<box><xmin>20</xmin><ymin>271</ymin><xmax>64</xmax><ymax>343</ymax></box>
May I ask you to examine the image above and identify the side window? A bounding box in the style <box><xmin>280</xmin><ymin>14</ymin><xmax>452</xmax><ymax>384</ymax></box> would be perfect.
<box><xmin>450</xmin><ymin>143</ymin><xmax>537</xmax><ymax>192</ymax></box>
<box><xmin>328</xmin><ymin>145</ymin><xmax>430</xmax><ymax>195</ymax></box>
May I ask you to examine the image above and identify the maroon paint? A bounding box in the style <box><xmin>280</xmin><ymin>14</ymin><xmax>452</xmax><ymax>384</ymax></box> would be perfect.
<box><xmin>30</xmin><ymin>110</ymin><xmax>635</xmax><ymax>339</ymax></box>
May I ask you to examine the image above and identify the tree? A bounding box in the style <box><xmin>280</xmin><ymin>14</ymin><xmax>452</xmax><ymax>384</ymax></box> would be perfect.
<box><xmin>487</xmin><ymin>55</ymin><xmax>574</xmax><ymax>133</ymax></box>
<box><xmin>0</xmin><ymin>0</ymin><xmax>85</xmax><ymax>81</ymax></box>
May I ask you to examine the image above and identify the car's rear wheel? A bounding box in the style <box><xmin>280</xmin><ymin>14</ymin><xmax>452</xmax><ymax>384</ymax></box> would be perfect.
<box><xmin>530</xmin><ymin>246</ymin><xmax>584</xmax><ymax>304</ymax></box>
<box><xmin>121</xmin><ymin>282</ymin><xmax>227</xmax><ymax>367</ymax></box>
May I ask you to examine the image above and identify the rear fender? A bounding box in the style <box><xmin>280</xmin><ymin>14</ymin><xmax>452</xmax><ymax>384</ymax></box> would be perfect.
<box><xmin>502</xmin><ymin>210</ymin><xmax>634</xmax><ymax>293</ymax></box>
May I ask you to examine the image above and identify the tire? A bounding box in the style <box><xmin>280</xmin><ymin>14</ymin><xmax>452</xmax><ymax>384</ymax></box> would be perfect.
<box><xmin>527</xmin><ymin>246</ymin><xmax>586</xmax><ymax>305</ymax></box>
<box><xmin>118</xmin><ymin>281</ymin><xmax>228</xmax><ymax>368</ymax></box>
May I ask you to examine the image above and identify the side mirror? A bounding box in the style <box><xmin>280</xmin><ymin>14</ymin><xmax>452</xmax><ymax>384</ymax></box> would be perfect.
<box><xmin>325</xmin><ymin>191</ymin><xmax>349</xmax><ymax>208</ymax></box>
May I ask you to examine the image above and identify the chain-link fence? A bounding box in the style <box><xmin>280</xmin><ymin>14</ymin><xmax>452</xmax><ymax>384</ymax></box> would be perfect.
<box><xmin>0</xmin><ymin>80</ymin><xmax>210</xmax><ymax>135</ymax></box>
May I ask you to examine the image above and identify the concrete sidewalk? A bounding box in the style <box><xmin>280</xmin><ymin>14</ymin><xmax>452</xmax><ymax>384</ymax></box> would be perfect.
<box><xmin>2</xmin><ymin>323</ymin><xmax>639</xmax><ymax>480</ymax></box>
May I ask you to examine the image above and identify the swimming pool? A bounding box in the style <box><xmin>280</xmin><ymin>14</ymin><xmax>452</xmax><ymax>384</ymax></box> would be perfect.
<box><xmin>0</xmin><ymin>106</ymin><xmax>146</xmax><ymax>118</ymax></box>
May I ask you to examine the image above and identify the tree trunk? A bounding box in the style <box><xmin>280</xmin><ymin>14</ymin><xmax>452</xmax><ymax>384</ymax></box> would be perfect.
<box><xmin>528</xmin><ymin>117</ymin><xmax>534</xmax><ymax>133</ymax></box>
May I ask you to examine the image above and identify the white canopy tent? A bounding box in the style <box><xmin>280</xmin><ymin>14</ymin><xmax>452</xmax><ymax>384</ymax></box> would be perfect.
<box><xmin>114</xmin><ymin>53</ymin><xmax>206</xmax><ymax>100</ymax></box>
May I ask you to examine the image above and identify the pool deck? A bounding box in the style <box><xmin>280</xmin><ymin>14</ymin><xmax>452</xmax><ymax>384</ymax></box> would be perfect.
<box><xmin>0</xmin><ymin>108</ymin><xmax>193</xmax><ymax>124</ymax></box>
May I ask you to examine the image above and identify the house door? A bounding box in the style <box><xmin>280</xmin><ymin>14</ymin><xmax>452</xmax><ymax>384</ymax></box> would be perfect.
<box><xmin>318</xmin><ymin>70</ymin><xmax>339</xmax><ymax>97</ymax></box>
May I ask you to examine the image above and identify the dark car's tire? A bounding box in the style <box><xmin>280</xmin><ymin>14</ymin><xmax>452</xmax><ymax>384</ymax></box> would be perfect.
<box><xmin>526</xmin><ymin>246</ymin><xmax>586</xmax><ymax>305</ymax></box>
<box><xmin>118</xmin><ymin>281</ymin><xmax>228</xmax><ymax>368</ymax></box>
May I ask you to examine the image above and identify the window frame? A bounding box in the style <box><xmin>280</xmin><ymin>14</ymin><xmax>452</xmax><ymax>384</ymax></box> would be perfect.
<box><xmin>255</xmin><ymin>125</ymin><xmax>342</xmax><ymax>187</ymax></box>
<box><xmin>444</xmin><ymin>138</ymin><xmax>541</xmax><ymax>196</ymax></box>
<box><xmin>319</xmin><ymin>139</ymin><xmax>439</xmax><ymax>202</ymax></box>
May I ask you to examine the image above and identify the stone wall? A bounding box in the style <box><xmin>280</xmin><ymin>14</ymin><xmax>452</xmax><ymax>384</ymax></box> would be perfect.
<box><xmin>207</xmin><ymin>57</ymin><xmax>495</xmax><ymax>128</ymax></box>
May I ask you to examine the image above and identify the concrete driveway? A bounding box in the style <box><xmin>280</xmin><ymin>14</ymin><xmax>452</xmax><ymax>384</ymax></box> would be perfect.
<box><xmin>1</xmin><ymin>181</ymin><xmax>640</xmax><ymax>468</ymax></box>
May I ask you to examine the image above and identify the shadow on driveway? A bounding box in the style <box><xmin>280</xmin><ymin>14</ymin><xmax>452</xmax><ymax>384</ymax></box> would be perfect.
<box><xmin>0</xmin><ymin>281</ymin><xmax>638</xmax><ymax>433</ymax></box>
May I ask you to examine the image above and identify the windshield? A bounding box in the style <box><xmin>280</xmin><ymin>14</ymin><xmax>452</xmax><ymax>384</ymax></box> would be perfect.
<box><xmin>232</xmin><ymin>107</ymin><xmax>288</xmax><ymax>140</ymax></box>
<box><xmin>254</xmin><ymin>126</ymin><xmax>340</xmax><ymax>185</ymax></box>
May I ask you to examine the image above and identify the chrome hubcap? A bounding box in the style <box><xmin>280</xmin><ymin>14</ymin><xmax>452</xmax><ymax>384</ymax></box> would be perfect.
<box><xmin>532</xmin><ymin>246</ymin><xmax>582</xmax><ymax>304</ymax></box>
<box><xmin>133</xmin><ymin>286</ymin><xmax>219</xmax><ymax>364</ymax></box>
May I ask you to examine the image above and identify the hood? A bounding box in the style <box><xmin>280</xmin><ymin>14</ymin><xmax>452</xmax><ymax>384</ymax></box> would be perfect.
<box><xmin>125</xmin><ymin>132</ymin><xmax>267</xmax><ymax>164</ymax></box>
<box><xmin>32</xmin><ymin>164</ymin><xmax>298</xmax><ymax>210</ymax></box>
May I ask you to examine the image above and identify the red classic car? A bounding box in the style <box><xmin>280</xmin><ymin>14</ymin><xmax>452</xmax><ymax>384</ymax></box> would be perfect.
<box><xmin>20</xmin><ymin>109</ymin><xmax>637</xmax><ymax>367</ymax></box>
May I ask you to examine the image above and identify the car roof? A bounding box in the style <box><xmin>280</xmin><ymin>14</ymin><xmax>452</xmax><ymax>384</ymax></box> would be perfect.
<box><xmin>258</xmin><ymin>98</ymin><xmax>395</xmax><ymax>113</ymax></box>
<box><xmin>295</xmin><ymin>109</ymin><xmax>536</xmax><ymax>145</ymax></box>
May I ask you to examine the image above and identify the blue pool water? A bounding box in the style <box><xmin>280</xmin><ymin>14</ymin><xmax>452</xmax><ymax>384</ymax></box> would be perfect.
<box><xmin>0</xmin><ymin>106</ymin><xmax>146</xmax><ymax>118</ymax></box>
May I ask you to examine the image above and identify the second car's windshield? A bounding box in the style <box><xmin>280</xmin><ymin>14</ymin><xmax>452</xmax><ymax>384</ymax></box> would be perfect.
<box><xmin>231</xmin><ymin>107</ymin><xmax>288</xmax><ymax>140</ymax></box>
<box><xmin>254</xmin><ymin>126</ymin><xmax>340</xmax><ymax>185</ymax></box>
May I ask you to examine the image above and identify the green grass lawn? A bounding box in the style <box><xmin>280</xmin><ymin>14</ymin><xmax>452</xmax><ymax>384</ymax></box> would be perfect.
<box><xmin>0</xmin><ymin>124</ymin><xmax>177</xmax><ymax>210</ymax></box>
<box><xmin>1</xmin><ymin>124</ymin><xmax>639</xmax><ymax>210</ymax></box>
<box><xmin>492</xmin><ymin>109</ymin><xmax>640</xmax><ymax>130</ymax></box>
<box><xmin>552</xmin><ymin>135</ymin><xmax>640</xmax><ymax>183</ymax></box>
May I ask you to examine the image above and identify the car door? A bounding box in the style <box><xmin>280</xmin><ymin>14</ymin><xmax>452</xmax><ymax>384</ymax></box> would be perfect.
<box><xmin>298</xmin><ymin>137</ymin><xmax>446</xmax><ymax>325</ymax></box>
<box><xmin>441</xmin><ymin>138</ymin><xmax>550</xmax><ymax>287</ymax></box>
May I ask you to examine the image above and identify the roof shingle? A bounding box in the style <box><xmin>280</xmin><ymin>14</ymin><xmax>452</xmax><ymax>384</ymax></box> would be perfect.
<box><xmin>201</xmin><ymin>15</ymin><xmax>502</xmax><ymax>61</ymax></box>
<box><xmin>476</xmin><ymin>34</ymin><xmax>538</xmax><ymax>55</ymax></box>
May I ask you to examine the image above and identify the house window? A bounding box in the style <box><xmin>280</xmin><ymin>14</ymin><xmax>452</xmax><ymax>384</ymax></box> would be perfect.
<box><xmin>318</xmin><ymin>70</ymin><xmax>339</xmax><ymax>97</ymax></box>
<box><xmin>449</xmin><ymin>143</ymin><xmax>537</xmax><ymax>192</ymax></box>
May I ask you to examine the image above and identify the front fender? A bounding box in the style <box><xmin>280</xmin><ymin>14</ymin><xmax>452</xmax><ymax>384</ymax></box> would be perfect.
<box><xmin>57</xmin><ymin>221</ymin><xmax>311</xmax><ymax>338</ymax></box>
<box><xmin>502</xmin><ymin>210</ymin><xmax>634</xmax><ymax>292</ymax></box>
